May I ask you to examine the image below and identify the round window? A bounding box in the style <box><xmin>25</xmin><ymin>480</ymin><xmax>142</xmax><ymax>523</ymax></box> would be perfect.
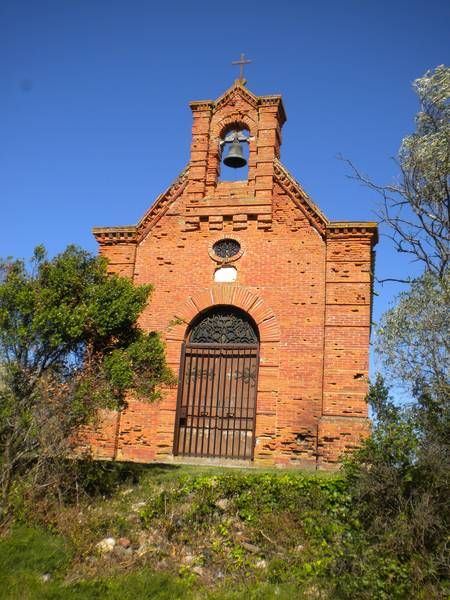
<box><xmin>213</xmin><ymin>238</ymin><xmax>241</xmax><ymax>259</ymax></box>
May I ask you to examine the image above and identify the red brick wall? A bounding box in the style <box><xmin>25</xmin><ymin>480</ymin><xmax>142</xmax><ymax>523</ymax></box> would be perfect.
<box><xmin>83</xmin><ymin>82</ymin><xmax>377</xmax><ymax>469</ymax></box>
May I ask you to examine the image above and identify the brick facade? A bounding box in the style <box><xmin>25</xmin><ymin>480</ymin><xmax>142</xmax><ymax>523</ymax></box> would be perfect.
<box><xmin>83</xmin><ymin>81</ymin><xmax>377</xmax><ymax>469</ymax></box>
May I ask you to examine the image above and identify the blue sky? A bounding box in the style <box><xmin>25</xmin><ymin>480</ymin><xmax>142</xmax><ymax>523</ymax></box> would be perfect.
<box><xmin>1</xmin><ymin>0</ymin><xmax>449</xmax><ymax>352</ymax></box>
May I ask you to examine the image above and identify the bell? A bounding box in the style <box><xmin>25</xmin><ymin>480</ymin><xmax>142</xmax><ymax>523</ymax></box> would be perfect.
<box><xmin>223</xmin><ymin>138</ymin><xmax>247</xmax><ymax>169</ymax></box>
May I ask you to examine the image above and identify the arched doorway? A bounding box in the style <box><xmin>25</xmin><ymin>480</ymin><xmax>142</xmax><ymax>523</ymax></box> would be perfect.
<box><xmin>173</xmin><ymin>306</ymin><xmax>259</xmax><ymax>460</ymax></box>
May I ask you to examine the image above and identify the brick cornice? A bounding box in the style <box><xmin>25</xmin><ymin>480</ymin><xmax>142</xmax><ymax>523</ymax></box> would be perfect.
<box><xmin>189</xmin><ymin>100</ymin><xmax>214</xmax><ymax>113</ymax></box>
<box><xmin>326</xmin><ymin>222</ymin><xmax>378</xmax><ymax>245</ymax></box>
<box><xmin>320</xmin><ymin>415</ymin><xmax>370</xmax><ymax>423</ymax></box>
<box><xmin>273</xmin><ymin>160</ymin><xmax>378</xmax><ymax>244</ymax></box>
<box><xmin>257</xmin><ymin>95</ymin><xmax>287</xmax><ymax>125</ymax></box>
<box><xmin>92</xmin><ymin>226</ymin><xmax>137</xmax><ymax>244</ymax></box>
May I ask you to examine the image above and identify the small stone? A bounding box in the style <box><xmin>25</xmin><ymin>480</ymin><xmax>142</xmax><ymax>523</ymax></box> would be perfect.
<box><xmin>241</xmin><ymin>541</ymin><xmax>261</xmax><ymax>554</ymax></box>
<box><xmin>295</xmin><ymin>544</ymin><xmax>305</xmax><ymax>552</ymax></box>
<box><xmin>117</xmin><ymin>537</ymin><xmax>131</xmax><ymax>548</ymax></box>
<box><xmin>96</xmin><ymin>537</ymin><xmax>116</xmax><ymax>554</ymax></box>
<box><xmin>182</xmin><ymin>554</ymin><xmax>195</xmax><ymax>565</ymax></box>
<box><xmin>192</xmin><ymin>565</ymin><xmax>204</xmax><ymax>576</ymax></box>
<box><xmin>215</xmin><ymin>498</ymin><xmax>230</xmax><ymax>511</ymax></box>
<box><xmin>41</xmin><ymin>573</ymin><xmax>51</xmax><ymax>583</ymax></box>
<box><xmin>131</xmin><ymin>501</ymin><xmax>146</xmax><ymax>512</ymax></box>
<box><xmin>255</xmin><ymin>559</ymin><xmax>267</xmax><ymax>569</ymax></box>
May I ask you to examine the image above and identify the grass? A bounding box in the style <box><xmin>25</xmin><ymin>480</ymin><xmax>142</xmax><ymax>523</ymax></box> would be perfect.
<box><xmin>3</xmin><ymin>461</ymin><xmax>446</xmax><ymax>598</ymax></box>
<box><xmin>0</xmin><ymin>525</ymin><xmax>313</xmax><ymax>600</ymax></box>
<box><xmin>0</xmin><ymin>462</ymin><xmax>354</xmax><ymax>599</ymax></box>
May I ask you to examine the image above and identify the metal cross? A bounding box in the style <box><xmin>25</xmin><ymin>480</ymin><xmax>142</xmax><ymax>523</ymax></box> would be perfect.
<box><xmin>232</xmin><ymin>53</ymin><xmax>252</xmax><ymax>82</ymax></box>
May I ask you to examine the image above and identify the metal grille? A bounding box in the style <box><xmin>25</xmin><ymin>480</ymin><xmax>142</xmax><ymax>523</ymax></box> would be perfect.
<box><xmin>213</xmin><ymin>238</ymin><xmax>241</xmax><ymax>259</ymax></box>
<box><xmin>189</xmin><ymin>307</ymin><xmax>257</xmax><ymax>345</ymax></box>
<box><xmin>174</xmin><ymin>344</ymin><xmax>259</xmax><ymax>460</ymax></box>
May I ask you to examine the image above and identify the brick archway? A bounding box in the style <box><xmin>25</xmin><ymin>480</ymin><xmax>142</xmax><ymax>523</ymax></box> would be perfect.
<box><xmin>165</xmin><ymin>287</ymin><xmax>280</xmax><ymax>462</ymax></box>
<box><xmin>174</xmin><ymin>306</ymin><xmax>260</xmax><ymax>460</ymax></box>
<box><xmin>170</xmin><ymin>287</ymin><xmax>280</xmax><ymax>344</ymax></box>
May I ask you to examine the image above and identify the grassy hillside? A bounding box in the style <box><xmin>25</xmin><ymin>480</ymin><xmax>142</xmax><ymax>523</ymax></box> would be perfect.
<box><xmin>1</xmin><ymin>462</ymin><xmax>446</xmax><ymax>599</ymax></box>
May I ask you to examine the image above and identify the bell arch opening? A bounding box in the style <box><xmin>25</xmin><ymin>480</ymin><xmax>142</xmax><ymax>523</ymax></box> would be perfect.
<box><xmin>174</xmin><ymin>306</ymin><xmax>259</xmax><ymax>461</ymax></box>
<box><xmin>219</xmin><ymin>126</ymin><xmax>250</xmax><ymax>182</ymax></box>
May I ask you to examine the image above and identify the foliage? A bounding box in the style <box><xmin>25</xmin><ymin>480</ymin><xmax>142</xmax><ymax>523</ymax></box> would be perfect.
<box><xmin>332</xmin><ymin>64</ymin><xmax>450</xmax><ymax>599</ymax></box>
<box><xmin>140</xmin><ymin>470</ymin><xmax>348</xmax><ymax>530</ymax></box>
<box><xmin>0</xmin><ymin>526</ymin><xmax>193</xmax><ymax>600</ymax></box>
<box><xmin>1</xmin><ymin>464</ymin><xmax>448</xmax><ymax>598</ymax></box>
<box><xmin>332</xmin><ymin>375</ymin><xmax>450</xmax><ymax>599</ymax></box>
<box><xmin>361</xmin><ymin>64</ymin><xmax>449</xmax><ymax>591</ymax></box>
<box><xmin>376</xmin><ymin>271</ymin><xmax>449</xmax><ymax>399</ymax></box>
<box><xmin>1</xmin><ymin>468</ymin><xmax>349</xmax><ymax>599</ymax></box>
<box><xmin>0</xmin><ymin>245</ymin><xmax>173</xmax><ymax>516</ymax></box>
<box><xmin>396</xmin><ymin>65</ymin><xmax>449</xmax><ymax>278</ymax></box>
<box><xmin>347</xmin><ymin>64</ymin><xmax>449</xmax><ymax>280</ymax></box>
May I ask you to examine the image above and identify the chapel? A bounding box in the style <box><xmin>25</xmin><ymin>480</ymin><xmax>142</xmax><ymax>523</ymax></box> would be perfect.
<box><xmin>85</xmin><ymin>76</ymin><xmax>378</xmax><ymax>469</ymax></box>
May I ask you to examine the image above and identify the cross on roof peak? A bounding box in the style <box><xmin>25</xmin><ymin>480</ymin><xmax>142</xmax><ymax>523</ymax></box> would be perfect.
<box><xmin>231</xmin><ymin>53</ymin><xmax>252</xmax><ymax>84</ymax></box>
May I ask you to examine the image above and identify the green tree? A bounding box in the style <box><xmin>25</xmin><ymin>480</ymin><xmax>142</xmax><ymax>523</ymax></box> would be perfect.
<box><xmin>345</xmin><ymin>67</ymin><xmax>449</xmax><ymax>409</ymax></box>
<box><xmin>0</xmin><ymin>245</ymin><xmax>173</xmax><ymax>514</ymax></box>
<box><xmin>347</xmin><ymin>65</ymin><xmax>449</xmax><ymax>281</ymax></box>
<box><xmin>376</xmin><ymin>271</ymin><xmax>449</xmax><ymax>400</ymax></box>
<box><xmin>330</xmin><ymin>67</ymin><xmax>450</xmax><ymax>598</ymax></box>
<box><xmin>373</xmin><ymin>66</ymin><xmax>449</xmax><ymax>412</ymax></box>
<box><xmin>334</xmin><ymin>375</ymin><xmax>449</xmax><ymax>599</ymax></box>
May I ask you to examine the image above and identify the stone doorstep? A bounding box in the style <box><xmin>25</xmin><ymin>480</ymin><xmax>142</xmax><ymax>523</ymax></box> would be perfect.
<box><xmin>152</xmin><ymin>454</ymin><xmax>327</xmax><ymax>471</ymax></box>
<box><xmin>158</xmin><ymin>455</ymin><xmax>255</xmax><ymax>469</ymax></box>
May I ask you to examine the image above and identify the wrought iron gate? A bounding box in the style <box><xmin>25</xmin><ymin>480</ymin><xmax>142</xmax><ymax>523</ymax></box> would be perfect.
<box><xmin>173</xmin><ymin>308</ymin><xmax>259</xmax><ymax>460</ymax></box>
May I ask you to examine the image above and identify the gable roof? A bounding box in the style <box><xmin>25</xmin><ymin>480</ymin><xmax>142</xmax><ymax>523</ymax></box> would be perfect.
<box><xmin>93</xmin><ymin>160</ymin><xmax>377</xmax><ymax>246</ymax></box>
<box><xmin>273</xmin><ymin>159</ymin><xmax>328</xmax><ymax>236</ymax></box>
<box><xmin>92</xmin><ymin>167</ymin><xmax>188</xmax><ymax>245</ymax></box>
<box><xmin>93</xmin><ymin>82</ymin><xmax>376</xmax><ymax>247</ymax></box>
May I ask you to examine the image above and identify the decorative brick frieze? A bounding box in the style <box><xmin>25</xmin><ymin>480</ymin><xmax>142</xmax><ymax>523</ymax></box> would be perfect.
<box><xmin>92</xmin><ymin>226</ymin><xmax>137</xmax><ymax>244</ymax></box>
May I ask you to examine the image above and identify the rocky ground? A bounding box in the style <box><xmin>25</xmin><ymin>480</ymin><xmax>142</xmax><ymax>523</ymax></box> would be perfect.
<box><xmin>0</xmin><ymin>464</ymin><xmax>350</xmax><ymax>599</ymax></box>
